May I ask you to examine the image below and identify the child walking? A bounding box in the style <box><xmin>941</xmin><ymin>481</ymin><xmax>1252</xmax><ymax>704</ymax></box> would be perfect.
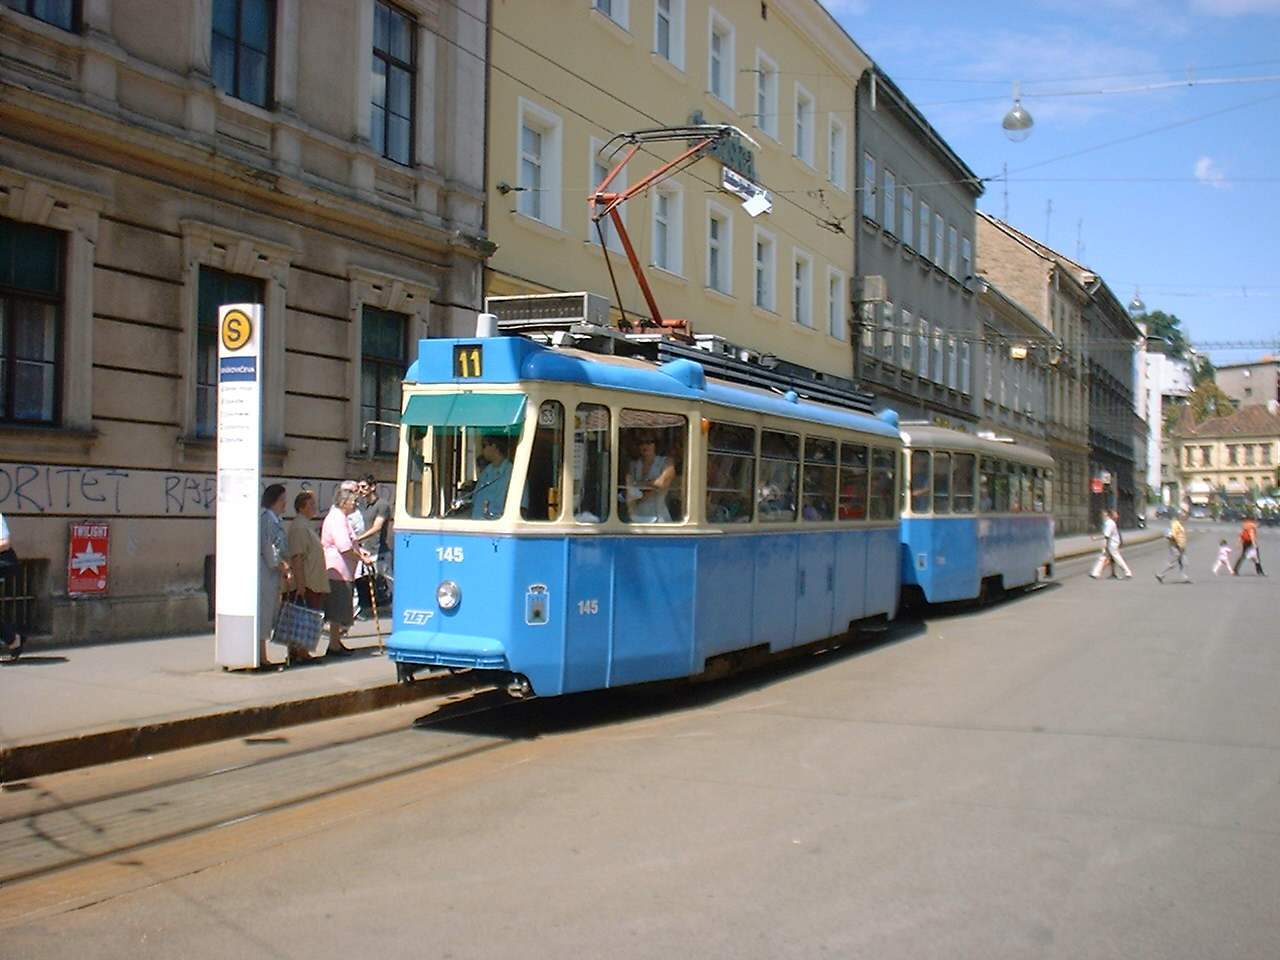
<box><xmin>1212</xmin><ymin>540</ymin><xmax>1233</xmax><ymax>576</ymax></box>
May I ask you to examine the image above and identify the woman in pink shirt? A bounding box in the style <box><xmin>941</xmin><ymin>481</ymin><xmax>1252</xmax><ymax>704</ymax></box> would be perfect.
<box><xmin>320</xmin><ymin>488</ymin><xmax>371</xmax><ymax>656</ymax></box>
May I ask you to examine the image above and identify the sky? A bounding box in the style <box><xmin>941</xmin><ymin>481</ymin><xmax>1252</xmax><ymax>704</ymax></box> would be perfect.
<box><xmin>823</xmin><ymin>0</ymin><xmax>1280</xmax><ymax>366</ymax></box>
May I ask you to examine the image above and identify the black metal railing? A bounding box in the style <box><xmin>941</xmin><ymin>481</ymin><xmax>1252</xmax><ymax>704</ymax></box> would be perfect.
<box><xmin>0</xmin><ymin>559</ymin><xmax>45</xmax><ymax>635</ymax></box>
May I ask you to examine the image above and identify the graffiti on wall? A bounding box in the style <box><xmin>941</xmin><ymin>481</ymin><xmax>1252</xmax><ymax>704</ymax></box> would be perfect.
<box><xmin>0</xmin><ymin>463</ymin><xmax>394</xmax><ymax>518</ymax></box>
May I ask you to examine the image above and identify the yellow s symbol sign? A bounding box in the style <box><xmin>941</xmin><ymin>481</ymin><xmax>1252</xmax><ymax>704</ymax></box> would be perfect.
<box><xmin>221</xmin><ymin>309</ymin><xmax>253</xmax><ymax>351</ymax></box>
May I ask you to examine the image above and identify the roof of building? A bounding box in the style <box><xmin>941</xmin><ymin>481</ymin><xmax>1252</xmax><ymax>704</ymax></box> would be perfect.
<box><xmin>1177</xmin><ymin>403</ymin><xmax>1280</xmax><ymax>439</ymax></box>
<box><xmin>976</xmin><ymin>213</ymin><xmax>1091</xmax><ymax>298</ymax></box>
<box><xmin>1215</xmin><ymin>356</ymin><xmax>1279</xmax><ymax>370</ymax></box>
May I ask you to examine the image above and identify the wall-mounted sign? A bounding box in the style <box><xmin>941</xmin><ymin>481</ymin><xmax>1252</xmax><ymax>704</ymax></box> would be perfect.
<box><xmin>68</xmin><ymin>522</ymin><xmax>109</xmax><ymax>595</ymax></box>
<box><xmin>689</xmin><ymin>111</ymin><xmax>757</xmax><ymax>180</ymax></box>
<box><xmin>721</xmin><ymin>167</ymin><xmax>773</xmax><ymax>217</ymax></box>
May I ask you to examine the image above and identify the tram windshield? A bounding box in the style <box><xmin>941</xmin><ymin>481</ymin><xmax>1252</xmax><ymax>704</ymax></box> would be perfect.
<box><xmin>402</xmin><ymin>393</ymin><xmax>527</xmax><ymax>521</ymax></box>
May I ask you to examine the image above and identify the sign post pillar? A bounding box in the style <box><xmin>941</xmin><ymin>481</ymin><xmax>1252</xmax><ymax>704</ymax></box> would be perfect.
<box><xmin>214</xmin><ymin>303</ymin><xmax>263</xmax><ymax>669</ymax></box>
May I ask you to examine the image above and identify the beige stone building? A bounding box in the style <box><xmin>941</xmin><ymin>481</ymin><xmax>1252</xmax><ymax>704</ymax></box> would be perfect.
<box><xmin>976</xmin><ymin>213</ymin><xmax>1090</xmax><ymax>534</ymax></box>
<box><xmin>1215</xmin><ymin>357</ymin><xmax>1279</xmax><ymax>408</ymax></box>
<box><xmin>485</xmin><ymin>0</ymin><xmax>870</xmax><ymax>378</ymax></box>
<box><xmin>1172</xmin><ymin>403</ymin><xmax>1280</xmax><ymax>505</ymax></box>
<box><xmin>0</xmin><ymin>0</ymin><xmax>489</xmax><ymax>640</ymax></box>
<box><xmin>975</xmin><ymin>279</ymin><xmax>1050</xmax><ymax>450</ymax></box>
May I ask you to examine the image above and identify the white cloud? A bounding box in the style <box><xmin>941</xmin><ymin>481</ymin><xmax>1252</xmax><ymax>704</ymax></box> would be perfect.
<box><xmin>1194</xmin><ymin>155</ymin><xmax>1228</xmax><ymax>188</ymax></box>
<box><xmin>1189</xmin><ymin>0</ymin><xmax>1280</xmax><ymax>14</ymax></box>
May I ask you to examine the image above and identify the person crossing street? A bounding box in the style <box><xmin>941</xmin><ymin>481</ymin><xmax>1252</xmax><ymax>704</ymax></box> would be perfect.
<box><xmin>1090</xmin><ymin>509</ymin><xmax>1133</xmax><ymax>579</ymax></box>
<box><xmin>1155</xmin><ymin>512</ymin><xmax>1191</xmax><ymax>583</ymax></box>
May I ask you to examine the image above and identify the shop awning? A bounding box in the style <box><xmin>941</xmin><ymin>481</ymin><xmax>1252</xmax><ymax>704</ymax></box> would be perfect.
<box><xmin>402</xmin><ymin>393</ymin><xmax>526</xmax><ymax>428</ymax></box>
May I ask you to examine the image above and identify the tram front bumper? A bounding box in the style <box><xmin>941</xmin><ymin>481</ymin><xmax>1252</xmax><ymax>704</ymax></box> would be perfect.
<box><xmin>387</xmin><ymin>630</ymin><xmax>510</xmax><ymax>671</ymax></box>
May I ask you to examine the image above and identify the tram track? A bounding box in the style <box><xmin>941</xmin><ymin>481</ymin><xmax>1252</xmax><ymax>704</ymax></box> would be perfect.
<box><xmin>0</xmin><ymin>687</ymin><xmax>524</xmax><ymax>888</ymax></box>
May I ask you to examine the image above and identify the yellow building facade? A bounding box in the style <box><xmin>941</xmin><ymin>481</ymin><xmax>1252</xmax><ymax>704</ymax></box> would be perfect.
<box><xmin>486</xmin><ymin>0</ymin><xmax>871</xmax><ymax>378</ymax></box>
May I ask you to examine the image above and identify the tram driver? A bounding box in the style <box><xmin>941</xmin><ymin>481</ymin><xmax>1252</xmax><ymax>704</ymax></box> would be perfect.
<box><xmin>472</xmin><ymin>434</ymin><xmax>514</xmax><ymax>519</ymax></box>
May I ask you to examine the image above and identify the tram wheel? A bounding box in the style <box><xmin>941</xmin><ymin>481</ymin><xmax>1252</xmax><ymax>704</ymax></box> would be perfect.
<box><xmin>395</xmin><ymin>662</ymin><xmax>415</xmax><ymax>684</ymax></box>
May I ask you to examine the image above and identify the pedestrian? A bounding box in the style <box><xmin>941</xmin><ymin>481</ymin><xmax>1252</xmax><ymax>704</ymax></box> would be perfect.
<box><xmin>259</xmin><ymin>484</ymin><xmax>292</xmax><ymax>660</ymax></box>
<box><xmin>1232</xmin><ymin>517</ymin><xmax>1266</xmax><ymax>576</ymax></box>
<box><xmin>321</xmin><ymin>487</ymin><xmax>372</xmax><ymax>656</ymax></box>
<box><xmin>341</xmin><ymin>479</ymin><xmax>368</xmax><ymax>618</ymax></box>
<box><xmin>1090</xmin><ymin>509</ymin><xmax>1132</xmax><ymax>579</ymax></box>
<box><xmin>1212</xmin><ymin>539</ymin><xmax>1233</xmax><ymax>576</ymax></box>
<box><xmin>355</xmin><ymin>474</ymin><xmax>392</xmax><ymax>618</ymax></box>
<box><xmin>286</xmin><ymin>490</ymin><xmax>329</xmax><ymax>663</ymax></box>
<box><xmin>0</xmin><ymin>509</ymin><xmax>24</xmax><ymax>661</ymax></box>
<box><xmin>1155</xmin><ymin>512</ymin><xmax>1191</xmax><ymax>583</ymax></box>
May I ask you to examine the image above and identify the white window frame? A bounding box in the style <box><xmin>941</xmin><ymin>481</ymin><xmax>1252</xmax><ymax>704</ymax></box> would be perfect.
<box><xmin>880</xmin><ymin>300</ymin><xmax>895</xmax><ymax>361</ymax></box>
<box><xmin>792</xmin><ymin>248</ymin><xmax>814</xmax><ymax>327</ymax></box>
<box><xmin>961</xmin><ymin>235</ymin><xmax>973</xmax><ymax>283</ymax></box>
<box><xmin>651</xmin><ymin>180</ymin><xmax>684</xmax><ymax>276</ymax></box>
<box><xmin>794</xmin><ymin>83</ymin><xmax>815</xmax><ymax>167</ymax></box>
<box><xmin>882</xmin><ymin>169</ymin><xmax>897</xmax><ymax>236</ymax></box>
<box><xmin>516</xmin><ymin>97</ymin><xmax>563</xmax><ymax>229</ymax></box>
<box><xmin>827</xmin><ymin>115</ymin><xmax>847</xmax><ymax>191</ymax></box>
<box><xmin>933</xmin><ymin>212</ymin><xmax>944</xmax><ymax>267</ymax></box>
<box><xmin>654</xmin><ymin>0</ymin><xmax>684</xmax><ymax>69</ymax></box>
<box><xmin>901</xmin><ymin>309</ymin><xmax>914</xmax><ymax>370</ymax></box>
<box><xmin>862</xmin><ymin>152</ymin><xmax>876</xmax><ymax>220</ymax></box>
<box><xmin>753</xmin><ymin>225</ymin><xmax>776</xmax><ymax>311</ymax></box>
<box><xmin>960</xmin><ymin>340</ymin><xmax>971</xmax><ymax>395</ymax></box>
<box><xmin>754</xmin><ymin>49</ymin><xmax>778</xmax><ymax>140</ymax></box>
<box><xmin>930</xmin><ymin>324</ymin><xmax>943</xmax><ymax>381</ymax></box>
<box><xmin>588</xmin><ymin>137</ymin><xmax>625</xmax><ymax>251</ymax></box>
<box><xmin>917</xmin><ymin>318</ymin><xmax>930</xmax><ymax>378</ymax></box>
<box><xmin>947</xmin><ymin>335</ymin><xmax>959</xmax><ymax>389</ymax></box>
<box><xmin>594</xmin><ymin>0</ymin><xmax>628</xmax><ymax>30</ymax></box>
<box><xmin>947</xmin><ymin>224</ymin><xmax>959</xmax><ymax>277</ymax></box>
<box><xmin>918</xmin><ymin>200</ymin><xmax>930</xmax><ymax>260</ymax></box>
<box><xmin>826</xmin><ymin>266</ymin><xmax>846</xmax><ymax>339</ymax></box>
<box><xmin>706</xmin><ymin>200</ymin><xmax>733</xmax><ymax>295</ymax></box>
<box><xmin>707</xmin><ymin>9</ymin><xmax>735</xmax><ymax>108</ymax></box>
<box><xmin>901</xmin><ymin>187</ymin><xmax>914</xmax><ymax>249</ymax></box>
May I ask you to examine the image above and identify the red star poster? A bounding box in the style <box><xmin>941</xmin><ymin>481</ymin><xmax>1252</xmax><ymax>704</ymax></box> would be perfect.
<box><xmin>68</xmin><ymin>522</ymin><xmax>110</xmax><ymax>595</ymax></box>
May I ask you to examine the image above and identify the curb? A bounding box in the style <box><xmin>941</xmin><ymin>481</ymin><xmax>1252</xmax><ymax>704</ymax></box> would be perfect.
<box><xmin>0</xmin><ymin>673</ymin><xmax>475</xmax><ymax>784</ymax></box>
<box><xmin>1053</xmin><ymin>530</ymin><xmax>1164</xmax><ymax>563</ymax></box>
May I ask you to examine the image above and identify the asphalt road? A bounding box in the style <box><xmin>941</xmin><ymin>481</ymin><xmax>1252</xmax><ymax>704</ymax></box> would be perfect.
<box><xmin>1</xmin><ymin>524</ymin><xmax>1277</xmax><ymax>959</ymax></box>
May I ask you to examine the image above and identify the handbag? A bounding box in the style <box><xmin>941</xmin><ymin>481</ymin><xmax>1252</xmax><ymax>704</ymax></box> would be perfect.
<box><xmin>270</xmin><ymin>598</ymin><xmax>325</xmax><ymax>652</ymax></box>
<box><xmin>0</xmin><ymin>547</ymin><xmax>18</xmax><ymax>571</ymax></box>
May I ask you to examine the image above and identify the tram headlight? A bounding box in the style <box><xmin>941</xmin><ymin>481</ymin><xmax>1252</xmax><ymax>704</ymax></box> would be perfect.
<box><xmin>436</xmin><ymin>580</ymin><xmax>461</xmax><ymax>610</ymax></box>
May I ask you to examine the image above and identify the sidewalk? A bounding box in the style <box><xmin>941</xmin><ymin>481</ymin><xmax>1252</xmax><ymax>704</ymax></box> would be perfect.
<box><xmin>1</xmin><ymin>530</ymin><xmax>1165</xmax><ymax>782</ymax></box>
<box><xmin>1054</xmin><ymin>525</ymin><xmax>1162</xmax><ymax>562</ymax></box>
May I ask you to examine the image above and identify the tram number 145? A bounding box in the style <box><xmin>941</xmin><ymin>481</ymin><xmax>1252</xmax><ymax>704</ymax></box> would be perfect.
<box><xmin>577</xmin><ymin>599</ymin><xmax>599</xmax><ymax>616</ymax></box>
<box><xmin>436</xmin><ymin>547</ymin><xmax>464</xmax><ymax>562</ymax></box>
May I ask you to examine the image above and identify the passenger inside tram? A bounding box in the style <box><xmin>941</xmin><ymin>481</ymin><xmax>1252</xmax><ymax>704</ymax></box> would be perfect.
<box><xmin>622</xmin><ymin>430</ymin><xmax>678</xmax><ymax>523</ymax></box>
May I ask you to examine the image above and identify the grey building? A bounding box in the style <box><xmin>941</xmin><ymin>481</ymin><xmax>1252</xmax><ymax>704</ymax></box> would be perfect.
<box><xmin>853</xmin><ymin>68</ymin><xmax>983</xmax><ymax>428</ymax></box>
<box><xmin>1215</xmin><ymin>357</ymin><xmax>1280</xmax><ymax>407</ymax></box>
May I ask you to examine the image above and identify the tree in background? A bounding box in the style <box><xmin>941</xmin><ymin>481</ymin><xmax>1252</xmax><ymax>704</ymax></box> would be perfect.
<box><xmin>1135</xmin><ymin>310</ymin><xmax>1189</xmax><ymax>360</ymax></box>
<box><xmin>1185</xmin><ymin>379</ymin><xmax>1236</xmax><ymax>423</ymax></box>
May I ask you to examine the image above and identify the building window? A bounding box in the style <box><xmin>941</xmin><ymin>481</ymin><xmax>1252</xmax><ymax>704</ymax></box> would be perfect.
<box><xmin>827</xmin><ymin>117</ymin><xmax>847</xmax><ymax>190</ymax></box>
<box><xmin>794</xmin><ymin>84</ymin><xmax>815</xmax><ymax>166</ymax></box>
<box><xmin>0</xmin><ymin>218</ymin><xmax>63</xmax><ymax>425</ymax></box>
<box><xmin>753</xmin><ymin>227</ymin><xmax>775</xmax><ymax>311</ymax></box>
<box><xmin>961</xmin><ymin>236</ymin><xmax>972</xmax><ymax>282</ymax></box>
<box><xmin>917</xmin><ymin>319</ymin><xmax>930</xmax><ymax>378</ymax></box>
<box><xmin>1245</xmin><ymin>444</ymin><xmax>1256</xmax><ymax>465</ymax></box>
<box><xmin>947</xmin><ymin>225</ymin><xmax>959</xmax><ymax>277</ymax></box>
<box><xmin>594</xmin><ymin>0</ymin><xmax>628</xmax><ymax>29</ymax></box>
<box><xmin>1263</xmin><ymin>444</ymin><xmax>1272</xmax><ymax>465</ymax></box>
<box><xmin>517</xmin><ymin>99</ymin><xmax>562</xmax><ymax>227</ymax></box>
<box><xmin>7</xmin><ymin>0</ymin><xmax>77</xmax><ymax>30</ymax></box>
<box><xmin>930</xmin><ymin>325</ymin><xmax>943</xmax><ymax>381</ymax></box>
<box><xmin>1228</xmin><ymin>444</ymin><xmax>1238</xmax><ymax>465</ymax></box>
<box><xmin>708</xmin><ymin>10</ymin><xmax>734</xmax><ymax>106</ymax></box>
<box><xmin>901</xmin><ymin>188</ymin><xmax>914</xmax><ymax>249</ymax></box>
<box><xmin>707</xmin><ymin>203</ymin><xmax>732</xmax><ymax>294</ymax></box>
<box><xmin>793</xmin><ymin>250</ymin><xmax>813</xmax><ymax>327</ymax></box>
<box><xmin>959</xmin><ymin>340</ymin><xmax>971</xmax><ymax>394</ymax></box>
<box><xmin>212</xmin><ymin>0</ymin><xmax>274</xmax><ymax>108</ymax></box>
<box><xmin>918</xmin><ymin>200</ymin><xmax>930</xmax><ymax>260</ymax></box>
<box><xmin>589</xmin><ymin>138</ymin><xmax>625</xmax><ymax>251</ymax></box>
<box><xmin>362</xmin><ymin>306</ymin><xmax>408</xmax><ymax>455</ymax></box>
<box><xmin>933</xmin><ymin>213</ymin><xmax>944</xmax><ymax>268</ymax></box>
<box><xmin>862</xmin><ymin>152</ymin><xmax>876</xmax><ymax>220</ymax></box>
<box><xmin>827</xmin><ymin>268</ymin><xmax>846</xmax><ymax>340</ymax></box>
<box><xmin>882</xmin><ymin>170</ymin><xmax>896</xmax><ymax>236</ymax></box>
<box><xmin>901</xmin><ymin>309</ymin><xmax>913</xmax><ymax>370</ymax></box>
<box><xmin>651</xmin><ymin>183</ymin><xmax>683</xmax><ymax>275</ymax></box>
<box><xmin>947</xmin><ymin>335</ymin><xmax>959</xmax><ymax>389</ymax></box>
<box><xmin>371</xmin><ymin>1</ymin><xmax>415</xmax><ymax>166</ymax></box>
<box><xmin>879</xmin><ymin>301</ymin><xmax>895</xmax><ymax>361</ymax></box>
<box><xmin>755</xmin><ymin>50</ymin><xmax>778</xmax><ymax>138</ymax></box>
<box><xmin>195</xmin><ymin>266</ymin><xmax>262</xmax><ymax>438</ymax></box>
<box><xmin>654</xmin><ymin>0</ymin><xmax>683</xmax><ymax>67</ymax></box>
<box><xmin>1200</xmin><ymin>445</ymin><xmax>1212</xmax><ymax>466</ymax></box>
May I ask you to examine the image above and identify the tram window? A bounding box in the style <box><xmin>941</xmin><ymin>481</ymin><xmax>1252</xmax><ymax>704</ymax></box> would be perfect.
<box><xmin>573</xmin><ymin>403</ymin><xmax>611</xmax><ymax>523</ymax></box>
<box><xmin>952</xmin><ymin>453</ymin><xmax>975</xmax><ymax>513</ymax></box>
<box><xmin>706</xmin><ymin>421</ymin><xmax>755</xmax><ymax>524</ymax></box>
<box><xmin>619</xmin><ymin>409</ymin><xmax>687</xmax><ymax>523</ymax></box>
<box><xmin>979</xmin><ymin>457</ymin><xmax>994</xmax><ymax>512</ymax></box>
<box><xmin>838</xmin><ymin>443</ymin><xmax>868</xmax><ymax>520</ymax></box>
<box><xmin>869</xmin><ymin>447</ymin><xmax>897</xmax><ymax>519</ymax></box>
<box><xmin>1031</xmin><ymin>469</ymin><xmax>1044</xmax><ymax>513</ymax></box>
<box><xmin>522</xmin><ymin>400</ymin><xmax>564</xmax><ymax>521</ymax></box>
<box><xmin>405</xmin><ymin>421</ymin><xmax>524</xmax><ymax>521</ymax></box>
<box><xmin>993</xmin><ymin>461</ymin><xmax>1010</xmax><ymax>512</ymax></box>
<box><xmin>802</xmin><ymin>437</ymin><xmax>837</xmax><ymax>521</ymax></box>
<box><xmin>932</xmin><ymin>451</ymin><xmax>952</xmax><ymax>514</ymax></box>
<box><xmin>909</xmin><ymin>450</ymin><xmax>931</xmax><ymax>514</ymax></box>
<box><xmin>1043</xmin><ymin>470</ymin><xmax>1054</xmax><ymax>514</ymax></box>
<box><xmin>1020</xmin><ymin>467</ymin><xmax>1032</xmax><ymax>513</ymax></box>
<box><xmin>758</xmin><ymin>430</ymin><xmax>800</xmax><ymax>522</ymax></box>
<box><xmin>405</xmin><ymin>426</ymin><xmax>431</xmax><ymax>518</ymax></box>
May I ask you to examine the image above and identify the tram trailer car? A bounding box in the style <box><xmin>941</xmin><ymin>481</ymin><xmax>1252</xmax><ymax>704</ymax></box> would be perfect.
<box><xmin>387</xmin><ymin>333</ymin><xmax>905</xmax><ymax>697</ymax></box>
<box><xmin>899</xmin><ymin>425</ymin><xmax>1055</xmax><ymax>605</ymax></box>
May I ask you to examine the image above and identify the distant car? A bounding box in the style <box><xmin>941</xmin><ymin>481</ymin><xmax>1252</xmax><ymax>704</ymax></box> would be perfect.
<box><xmin>1154</xmin><ymin>505</ymin><xmax>1172</xmax><ymax>519</ymax></box>
<box><xmin>1189</xmin><ymin>506</ymin><xmax>1209</xmax><ymax>519</ymax></box>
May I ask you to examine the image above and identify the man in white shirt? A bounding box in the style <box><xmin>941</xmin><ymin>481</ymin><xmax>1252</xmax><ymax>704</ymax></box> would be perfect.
<box><xmin>1090</xmin><ymin>509</ymin><xmax>1133</xmax><ymax>579</ymax></box>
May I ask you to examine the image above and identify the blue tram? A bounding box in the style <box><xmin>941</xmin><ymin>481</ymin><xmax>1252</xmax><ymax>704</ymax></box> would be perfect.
<box><xmin>387</xmin><ymin>331</ymin><xmax>904</xmax><ymax>696</ymax></box>
<box><xmin>899</xmin><ymin>425</ymin><xmax>1055</xmax><ymax>604</ymax></box>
